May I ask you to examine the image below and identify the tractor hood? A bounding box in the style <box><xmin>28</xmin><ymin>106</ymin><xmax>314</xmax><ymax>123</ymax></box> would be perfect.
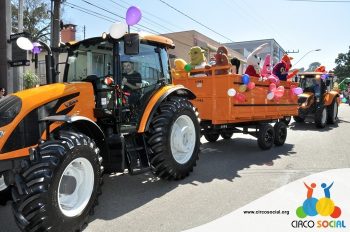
<box><xmin>0</xmin><ymin>82</ymin><xmax>95</xmax><ymax>159</ymax></box>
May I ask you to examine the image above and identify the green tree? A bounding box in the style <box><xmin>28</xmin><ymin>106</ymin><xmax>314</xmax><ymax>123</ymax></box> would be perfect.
<box><xmin>334</xmin><ymin>46</ymin><xmax>350</xmax><ymax>82</ymax></box>
<box><xmin>12</xmin><ymin>0</ymin><xmax>51</xmax><ymax>42</ymax></box>
<box><xmin>306</xmin><ymin>62</ymin><xmax>321</xmax><ymax>72</ymax></box>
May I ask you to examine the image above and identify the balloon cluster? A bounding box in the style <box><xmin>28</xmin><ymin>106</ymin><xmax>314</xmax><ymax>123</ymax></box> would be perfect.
<box><xmin>267</xmin><ymin>83</ymin><xmax>285</xmax><ymax>100</ymax></box>
<box><xmin>227</xmin><ymin>74</ymin><xmax>255</xmax><ymax>102</ymax></box>
<box><xmin>109</xmin><ymin>6</ymin><xmax>142</xmax><ymax>39</ymax></box>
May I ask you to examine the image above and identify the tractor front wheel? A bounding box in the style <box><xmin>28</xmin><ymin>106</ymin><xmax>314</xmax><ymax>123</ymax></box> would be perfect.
<box><xmin>327</xmin><ymin>98</ymin><xmax>338</xmax><ymax>124</ymax></box>
<box><xmin>315</xmin><ymin>106</ymin><xmax>328</xmax><ymax>128</ymax></box>
<box><xmin>12</xmin><ymin>131</ymin><xmax>103</xmax><ymax>232</ymax></box>
<box><xmin>147</xmin><ymin>97</ymin><xmax>200</xmax><ymax>180</ymax></box>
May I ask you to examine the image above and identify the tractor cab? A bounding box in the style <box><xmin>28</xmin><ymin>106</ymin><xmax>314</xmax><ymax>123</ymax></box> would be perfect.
<box><xmin>295</xmin><ymin>72</ymin><xmax>339</xmax><ymax>128</ymax></box>
<box><xmin>64</xmin><ymin>34</ymin><xmax>174</xmax><ymax>132</ymax></box>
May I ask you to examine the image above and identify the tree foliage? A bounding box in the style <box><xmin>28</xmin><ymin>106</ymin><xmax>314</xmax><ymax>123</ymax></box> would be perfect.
<box><xmin>306</xmin><ymin>62</ymin><xmax>321</xmax><ymax>72</ymax></box>
<box><xmin>12</xmin><ymin>0</ymin><xmax>51</xmax><ymax>42</ymax></box>
<box><xmin>334</xmin><ymin>46</ymin><xmax>350</xmax><ymax>81</ymax></box>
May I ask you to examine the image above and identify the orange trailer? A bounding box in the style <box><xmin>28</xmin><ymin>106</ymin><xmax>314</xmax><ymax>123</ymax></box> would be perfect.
<box><xmin>173</xmin><ymin>66</ymin><xmax>299</xmax><ymax>149</ymax></box>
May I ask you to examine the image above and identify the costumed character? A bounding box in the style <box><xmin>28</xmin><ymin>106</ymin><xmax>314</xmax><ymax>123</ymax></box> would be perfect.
<box><xmin>261</xmin><ymin>54</ymin><xmax>271</xmax><ymax>78</ymax></box>
<box><xmin>214</xmin><ymin>46</ymin><xmax>230</xmax><ymax>75</ymax></box>
<box><xmin>171</xmin><ymin>58</ymin><xmax>187</xmax><ymax>79</ymax></box>
<box><xmin>281</xmin><ymin>54</ymin><xmax>299</xmax><ymax>80</ymax></box>
<box><xmin>314</xmin><ymin>65</ymin><xmax>326</xmax><ymax>73</ymax></box>
<box><xmin>244</xmin><ymin>43</ymin><xmax>269</xmax><ymax>77</ymax></box>
<box><xmin>188</xmin><ymin>46</ymin><xmax>208</xmax><ymax>77</ymax></box>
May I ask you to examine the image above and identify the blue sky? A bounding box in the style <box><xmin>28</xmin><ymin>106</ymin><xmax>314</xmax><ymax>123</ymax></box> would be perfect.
<box><xmin>63</xmin><ymin>0</ymin><xmax>350</xmax><ymax>71</ymax></box>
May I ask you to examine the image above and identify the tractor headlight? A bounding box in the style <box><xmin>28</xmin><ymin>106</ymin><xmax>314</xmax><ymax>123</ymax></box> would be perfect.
<box><xmin>0</xmin><ymin>96</ymin><xmax>22</xmax><ymax>127</ymax></box>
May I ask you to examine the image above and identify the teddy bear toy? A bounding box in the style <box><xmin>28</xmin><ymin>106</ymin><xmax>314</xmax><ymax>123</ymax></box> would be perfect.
<box><xmin>214</xmin><ymin>46</ymin><xmax>230</xmax><ymax>75</ymax></box>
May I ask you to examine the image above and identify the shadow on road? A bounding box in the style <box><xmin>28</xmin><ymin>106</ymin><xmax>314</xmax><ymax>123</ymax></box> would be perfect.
<box><xmin>89</xmin><ymin>137</ymin><xmax>294</xmax><ymax>222</ymax></box>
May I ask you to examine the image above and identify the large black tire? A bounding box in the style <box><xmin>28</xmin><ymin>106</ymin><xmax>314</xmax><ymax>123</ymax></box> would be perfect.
<box><xmin>281</xmin><ymin>116</ymin><xmax>291</xmax><ymax>125</ymax></box>
<box><xmin>204</xmin><ymin>133</ymin><xmax>220</xmax><ymax>142</ymax></box>
<box><xmin>12</xmin><ymin>131</ymin><xmax>103</xmax><ymax>232</ymax></box>
<box><xmin>0</xmin><ymin>177</ymin><xmax>11</xmax><ymax>205</ymax></box>
<box><xmin>147</xmin><ymin>97</ymin><xmax>200</xmax><ymax>180</ymax></box>
<box><xmin>315</xmin><ymin>106</ymin><xmax>327</xmax><ymax>128</ymax></box>
<box><xmin>273</xmin><ymin>121</ymin><xmax>287</xmax><ymax>146</ymax></box>
<box><xmin>220</xmin><ymin>131</ymin><xmax>234</xmax><ymax>140</ymax></box>
<box><xmin>257</xmin><ymin>124</ymin><xmax>275</xmax><ymax>150</ymax></box>
<box><xmin>293</xmin><ymin>116</ymin><xmax>305</xmax><ymax>123</ymax></box>
<box><xmin>327</xmin><ymin>98</ymin><xmax>338</xmax><ymax>124</ymax></box>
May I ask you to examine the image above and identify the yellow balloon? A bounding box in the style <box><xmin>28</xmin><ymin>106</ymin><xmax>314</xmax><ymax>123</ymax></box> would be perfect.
<box><xmin>239</xmin><ymin>84</ymin><xmax>247</xmax><ymax>92</ymax></box>
<box><xmin>316</xmin><ymin>197</ymin><xmax>335</xmax><ymax>216</ymax></box>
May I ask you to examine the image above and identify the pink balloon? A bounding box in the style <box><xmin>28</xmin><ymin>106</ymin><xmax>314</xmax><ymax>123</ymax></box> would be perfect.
<box><xmin>269</xmin><ymin>83</ymin><xmax>276</xmax><ymax>92</ymax></box>
<box><xmin>274</xmin><ymin>90</ymin><xmax>284</xmax><ymax>98</ymax></box>
<box><xmin>247</xmin><ymin>82</ymin><xmax>255</xmax><ymax>90</ymax></box>
<box><xmin>277</xmin><ymin>86</ymin><xmax>285</xmax><ymax>93</ymax></box>
<box><xmin>126</xmin><ymin>6</ymin><xmax>142</xmax><ymax>26</ymax></box>
<box><xmin>267</xmin><ymin>75</ymin><xmax>278</xmax><ymax>83</ymax></box>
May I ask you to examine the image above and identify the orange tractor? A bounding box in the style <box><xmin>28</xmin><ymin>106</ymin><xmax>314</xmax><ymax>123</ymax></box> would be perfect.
<box><xmin>0</xmin><ymin>34</ymin><xmax>201</xmax><ymax>231</ymax></box>
<box><xmin>294</xmin><ymin>72</ymin><xmax>340</xmax><ymax>128</ymax></box>
<box><xmin>173</xmin><ymin>66</ymin><xmax>299</xmax><ymax>150</ymax></box>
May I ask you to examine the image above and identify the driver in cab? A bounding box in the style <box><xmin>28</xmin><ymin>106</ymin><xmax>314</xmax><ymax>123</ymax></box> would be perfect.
<box><xmin>122</xmin><ymin>61</ymin><xmax>142</xmax><ymax>104</ymax></box>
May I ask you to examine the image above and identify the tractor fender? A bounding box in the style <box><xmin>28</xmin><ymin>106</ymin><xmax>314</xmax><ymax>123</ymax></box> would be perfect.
<box><xmin>41</xmin><ymin>115</ymin><xmax>106</xmax><ymax>146</ymax></box>
<box><xmin>323</xmin><ymin>91</ymin><xmax>340</xmax><ymax>106</ymax></box>
<box><xmin>137</xmin><ymin>85</ymin><xmax>196</xmax><ymax>133</ymax></box>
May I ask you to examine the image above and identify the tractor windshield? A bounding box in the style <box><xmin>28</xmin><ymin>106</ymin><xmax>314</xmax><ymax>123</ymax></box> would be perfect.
<box><xmin>300</xmin><ymin>76</ymin><xmax>320</xmax><ymax>94</ymax></box>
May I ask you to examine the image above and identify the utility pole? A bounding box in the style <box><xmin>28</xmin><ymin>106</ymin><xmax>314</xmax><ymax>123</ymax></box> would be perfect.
<box><xmin>12</xmin><ymin>0</ymin><xmax>25</xmax><ymax>91</ymax></box>
<box><xmin>51</xmin><ymin>0</ymin><xmax>61</xmax><ymax>82</ymax></box>
<box><xmin>83</xmin><ymin>25</ymin><xmax>86</xmax><ymax>40</ymax></box>
<box><xmin>0</xmin><ymin>0</ymin><xmax>13</xmax><ymax>92</ymax></box>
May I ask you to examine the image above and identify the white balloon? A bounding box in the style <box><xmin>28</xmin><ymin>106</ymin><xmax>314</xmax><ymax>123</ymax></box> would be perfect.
<box><xmin>267</xmin><ymin>92</ymin><xmax>275</xmax><ymax>100</ymax></box>
<box><xmin>227</xmin><ymin>88</ymin><xmax>237</xmax><ymax>97</ymax></box>
<box><xmin>16</xmin><ymin>37</ymin><xmax>34</xmax><ymax>50</ymax></box>
<box><xmin>109</xmin><ymin>22</ymin><xmax>128</xmax><ymax>39</ymax></box>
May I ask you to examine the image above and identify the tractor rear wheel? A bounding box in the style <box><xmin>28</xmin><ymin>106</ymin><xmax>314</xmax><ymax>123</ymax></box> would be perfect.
<box><xmin>220</xmin><ymin>131</ymin><xmax>234</xmax><ymax>140</ymax></box>
<box><xmin>204</xmin><ymin>133</ymin><xmax>220</xmax><ymax>142</ymax></box>
<box><xmin>257</xmin><ymin>124</ymin><xmax>275</xmax><ymax>150</ymax></box>
<box><xmin>12</xmin><ymin>131</ymin><xmax>103</xmax><ymax>232</ymax></box>
<box><xmin>327</xmin><ymin>98</ymin><xmax>338</xmax><ymax>124</ymax></box>
<box><xmin>147</xmin><ymin>97</ymin><xmax>200</xmax><ymax>180</ymax></box>
<box><xmin>273</xmin><ymin>121</ymin><xmax>287</xmax><ymax>146</ymax></box>
<box><xmin>315</xmin><ymin>106</ymin><xmax>327</xmax><ymax>128</ymax></box>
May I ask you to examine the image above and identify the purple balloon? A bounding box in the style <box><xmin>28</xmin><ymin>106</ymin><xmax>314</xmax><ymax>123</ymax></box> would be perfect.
<box><xmin>293</xmin><ymin>87</ymin><xmax>303</xmax><ymax>95</ymax></box>
<box><xmin>126</xmin><ymin>6</ymin><xmax>142</xmax><ymax>26</ymax></box>
<box><xmin>32</xmin><ymin>42</ymin><xmax>42</xmax><ymax>54</ymax></box>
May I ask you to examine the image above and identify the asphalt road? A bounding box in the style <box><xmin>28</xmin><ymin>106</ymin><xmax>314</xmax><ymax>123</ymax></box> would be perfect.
<box><xmin>1</xmin><ymin>104</ymin><xmax>350</xmax><ymax>232</ymax></box>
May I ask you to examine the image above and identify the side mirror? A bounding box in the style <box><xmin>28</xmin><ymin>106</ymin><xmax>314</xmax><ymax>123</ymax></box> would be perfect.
<box><xmin>124</xmin><ymin>33</ymin><xmax>139</xmax><ymax>55</ymax></box>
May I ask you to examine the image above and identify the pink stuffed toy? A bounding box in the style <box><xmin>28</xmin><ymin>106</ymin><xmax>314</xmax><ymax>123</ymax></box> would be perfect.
<box><xmin>261</xmin><ymin>54</ymin><xmax>271</xmax><ymax>78</ymax></box>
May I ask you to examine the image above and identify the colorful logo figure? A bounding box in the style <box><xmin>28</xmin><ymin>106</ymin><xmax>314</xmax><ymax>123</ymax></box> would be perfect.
<box><xmin>296</xmin><ymin>182</ymin><xmax>342</xmax><ymax>219</ymax></box>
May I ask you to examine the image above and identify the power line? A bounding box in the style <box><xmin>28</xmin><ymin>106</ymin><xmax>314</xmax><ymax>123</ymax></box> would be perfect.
<box><xmin>158</xmin><ymin>0</ymin><xmax>234</xmax><ymax>42</ymax></box>
<box><xmin>64</xmin><ymin>2</ymin><xmax>114</xmax><ymax>23</ymax></box>
<box><xmin>287</xmin><ymin>0</ymin><xmax>350</xmax><ymax>2</ymax></box>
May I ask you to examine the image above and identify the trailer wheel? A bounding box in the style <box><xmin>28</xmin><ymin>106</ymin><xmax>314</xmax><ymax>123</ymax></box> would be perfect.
<box><xmin>220</xmin><ymin>131</ymin><xmax>234</xmax><ymax>140</ymax></box>
<box><xmin>281</xmin><ymin>116</ymin><xmax>291</xmax><ymax>125</ymax></box>
<box><xmin>12</xmin><ymin>131</ymin><xmax>103</xmax><ymax>232</ymax></box>
<box><xmin>273</xmin><ymin>122</ymin><xmax>287</xmax><ymax>146</ymax></box>
<box><xmin>315</xmin><ymin>106</ymin><xmax>327</xmax><ymax>128</ymax></box>
<box><xmin>147</xmin><ymin>97</ymin><xmax>200</xmax><ymax>180</ymax></box>
<box><xmin>257</xmin><ymin>124</ymin><xmax>275</xmax><ymax>150</ymax></box>
<box><xmin>0</xmin><ymin>175</ymin><xmax>11</xmax><ymax>205</ymax></box>
<box><xmin>327</xmin><ymin>98</ymin><xmax>338</xmax><ymax>124</ymax></box>
<box><xmin>204</xmin><ymin>133</ymin><xmax>220</xmax><ymax>142</ymax></box>
<box><xmin>293</xmin><ymin>116</ymin><xmax>305</xmax><ymax>123</ymax></box>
